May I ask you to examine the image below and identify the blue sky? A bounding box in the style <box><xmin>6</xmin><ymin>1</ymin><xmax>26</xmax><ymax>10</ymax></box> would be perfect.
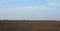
<box><xmin>0</xmin><ymin>0</ymin><xmax>60</xmax><ymax>20</ymax></box>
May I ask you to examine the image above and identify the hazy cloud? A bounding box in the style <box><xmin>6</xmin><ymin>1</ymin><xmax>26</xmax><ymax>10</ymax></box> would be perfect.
<box><xmin>0</xmin><ymin>0</ymin><xmax>60</xmax><ymax>20</ymax></box>
<box><xmin>0</xmin><ymin>6</ymin><xmax>49</xmax><ymax>12</ymax></box>
<box><xmin>46</xmin><ymin>0</ymin><xmax>60</xmax><ymax>6</ymax></box>
<box><xmin>0</xmin><ymin>0</ymin><xmax>28</xmax><ymax>3</ymax></box>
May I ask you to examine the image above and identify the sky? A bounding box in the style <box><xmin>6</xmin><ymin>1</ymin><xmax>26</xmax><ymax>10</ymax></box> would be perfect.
<box><xmin>0</xmin><ymin>0</ymin><xmax>60</xmax><ymax>20</ymax></box>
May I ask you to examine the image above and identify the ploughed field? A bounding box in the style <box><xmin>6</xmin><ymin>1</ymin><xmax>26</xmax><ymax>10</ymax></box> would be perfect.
<box><xmin>0</xmin><ymin>20</ymin><xmax>60</xmax><ymax>31</ymax></box>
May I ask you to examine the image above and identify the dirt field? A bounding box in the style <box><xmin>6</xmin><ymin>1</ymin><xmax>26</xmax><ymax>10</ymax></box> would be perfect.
<box><xmin>0</xmin><ymin>20</ymin><xmax>60</xmax><ymax>31</ymax></box>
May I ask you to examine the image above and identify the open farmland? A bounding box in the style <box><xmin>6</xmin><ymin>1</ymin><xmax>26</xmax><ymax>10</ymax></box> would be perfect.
<box><xmin>0</xmin><ymin>20</ymin><xmax>60</xmax><ymax>31</ymax></box>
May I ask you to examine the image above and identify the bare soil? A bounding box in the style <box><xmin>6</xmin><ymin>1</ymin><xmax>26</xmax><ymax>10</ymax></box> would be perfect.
<box><xmin>0</xmin><ymin>20</ymin><xmax>60</xmax><ymax>31</ymax></box>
